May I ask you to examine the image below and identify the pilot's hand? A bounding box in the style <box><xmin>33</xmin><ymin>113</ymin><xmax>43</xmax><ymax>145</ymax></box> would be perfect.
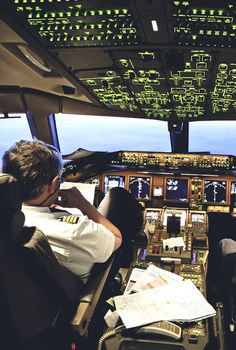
<box><xmin>54</xmin><ymin>187</ymin><xmax>86</xmax><ymax>208</ymax></box>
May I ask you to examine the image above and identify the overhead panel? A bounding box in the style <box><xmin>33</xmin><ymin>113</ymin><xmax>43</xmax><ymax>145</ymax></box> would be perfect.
<box><xmin>170</xmin><ymin>0</ymin><xmax>236</xmax><ymax>49</ymax></box>
<box><xmin>10</xmin><ymin>0</ymin><xmax>139</xmax><ymax>48</ymax></box>
<box><xmin>79</xmin><ymin>49</ymin><xmax>236</xmax><ymax>119</ymax></box>
<box><xmin>9</xmin><ymin>1</ymin><xmax>236</xmax><ymax>49</ymax></box>
<box><xmin>2</xmin><ymin>0</ymin><xmax>236</xmax><ymax>120</ymax></box>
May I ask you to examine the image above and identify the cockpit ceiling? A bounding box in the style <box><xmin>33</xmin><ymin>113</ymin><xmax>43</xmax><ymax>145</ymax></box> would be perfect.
<box><xmin>1</xmin><ymin>0</ymin><xmax>236</xmax><ymax>120</ymax></box>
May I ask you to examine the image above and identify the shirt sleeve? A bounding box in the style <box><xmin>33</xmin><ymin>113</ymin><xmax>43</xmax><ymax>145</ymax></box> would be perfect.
<box><xmin>70</xmin><ymin>215</ymin><xmax>116</xmax><ymax>263</ymax></box>
<box><xmin>44</xmin><ymin>214</ymin><xmax>116</xmax><ymax>263</ymax></box>
<box><xmin>22</xmin><ymin>207</ymin><xmax>116</xmax><ymax>279</ymax></box>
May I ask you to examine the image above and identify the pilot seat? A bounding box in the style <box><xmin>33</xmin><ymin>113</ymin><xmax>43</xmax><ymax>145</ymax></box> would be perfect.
<box><xmin>0</xmin><ymin>173</ymin><xmax>120</xmax><ymax>350</ymax></box>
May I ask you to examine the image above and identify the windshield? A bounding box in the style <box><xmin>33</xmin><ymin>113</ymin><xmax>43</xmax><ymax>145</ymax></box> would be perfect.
<box><xmin>189</xmin><ymin>121</ymin><xmax>236</xmax><ymax>155</ymax></box>
<box><xmin>55</xmin><ymin>114</ymin><xmax>171</xmax><ymax>154</ymax></box>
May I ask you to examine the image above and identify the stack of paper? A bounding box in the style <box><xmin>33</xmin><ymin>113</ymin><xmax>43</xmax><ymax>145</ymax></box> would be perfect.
<box><xmin>114</xmin><ymin>265</ymin><xmax>216</xmax><ymax>329</ymax></box>
<box><xmin>127</xmin><ymin>264</ymin><xmax>183</xmax><ymax>293</ymax></box>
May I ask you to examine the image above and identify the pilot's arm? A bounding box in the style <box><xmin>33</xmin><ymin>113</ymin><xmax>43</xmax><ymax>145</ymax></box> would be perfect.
<box><xmin>55</xmin><ymin>187</ymin><xmax>122</xmax><ymax>251</ymax></box>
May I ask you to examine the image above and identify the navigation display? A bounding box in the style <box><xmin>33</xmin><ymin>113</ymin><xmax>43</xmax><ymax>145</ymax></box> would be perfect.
<box><xmin>128</xmin><ymin>176</ymin><xmax>151</xmax><ymax>200</ymax></box>
<box><xmin>165</xmin><ymin>178</ymin><xmax>188</xmax><ymax>202</ymax></box>
<box><xmin>104</xmin><ymin>175</ymin><xmax>125</xmax><ymax>194</ymax></box>
<box><xmin>203</xmin><ymin>180</ymin><xmax>227</xmax><ymax>204</ymax></box>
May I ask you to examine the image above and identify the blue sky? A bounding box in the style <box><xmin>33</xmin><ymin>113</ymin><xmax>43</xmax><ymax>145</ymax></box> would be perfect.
<box><xmin>55</xmin><ymin>114</ymin><xmax>171</xmax><ymax>154</ymax></box>
<box><xmin>189</xmin><ymin>121</ymin><xmax>236</xmax><ymax>155</ymax></box>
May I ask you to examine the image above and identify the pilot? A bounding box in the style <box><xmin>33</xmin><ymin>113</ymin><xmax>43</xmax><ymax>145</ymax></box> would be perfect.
<box><xmin>2</xmin><ymin>140</ymin><xmax>143</xmax><ymax>282</ymax></box>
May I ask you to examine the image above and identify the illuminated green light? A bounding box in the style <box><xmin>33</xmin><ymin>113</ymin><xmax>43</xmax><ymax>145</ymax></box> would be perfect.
<box><xmin>201</xmin><ymin>9</ymin><xmax>206</xmax><ymax>15</ymax></box>
<box><xmin>192</xmin><ymin>35</ymin><xmax>197</xmax><ymax>40</ymax></box>
<box><xmin>192</xmin><ymin>9</ymin><xmax>198</xmax><ymax>15</ymax></box>
<box><xmin>209</xmin><ymin>9</ymin><xmax>215</xmax><ymax>15</ymax></box>
<box><xmin>218</xmin><ymin>9</ymin><xmax>224</xmax><ymax>15</ymax></box>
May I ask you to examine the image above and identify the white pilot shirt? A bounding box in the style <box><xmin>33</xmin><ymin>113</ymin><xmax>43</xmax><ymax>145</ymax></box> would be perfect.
<box><xmin>22</xmin><ymin>205</ymin><xmax>115</xmax><ymax>282</ymax></box>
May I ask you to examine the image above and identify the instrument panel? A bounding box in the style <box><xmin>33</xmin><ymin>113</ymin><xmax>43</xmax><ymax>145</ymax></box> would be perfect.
<box><xmin>91</xmin><ymin>171</ymin><xmax>236</xmax><ymax>210</ymax></box>
<box><xmin>111</xmin><ymin>151</ymin><xmax>234</xmax><ymax>172</ymax></box>
<box><xmin>83</xmin><ymin>162</ymin><xmax>228</xmax><ymax>345</ymax></box>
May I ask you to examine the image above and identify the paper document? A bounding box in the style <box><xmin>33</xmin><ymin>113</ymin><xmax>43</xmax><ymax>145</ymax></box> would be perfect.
<box><xmin>130</xmin><ymin>264</ymin><xmax>183</xmax><ymax>293</ymax></box>
<box><xmin>59</xmin><ymin>181</ymin><xmax>96</xmax><ymax>215</ymax></box>
<box><xmin>114</xmin><ymin>280</ymin><xmax>216</xmax><ymax>329</ymax></box>
<box><xmin>61</xmin><ymin>181</ymin><xmax>96</xmax><ymax>204</ymax></box>
<box><xmin>124</xmin><ymin>268</ymin><xmax>145</xmax><ymax>294</ymax></box>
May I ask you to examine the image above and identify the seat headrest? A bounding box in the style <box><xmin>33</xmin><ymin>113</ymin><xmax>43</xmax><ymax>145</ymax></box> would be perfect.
<box><xmin>0</xmin><ymin>173</ymin><xmax>25</xmax><ymax>244</ymax></box>
<box><xmin>0</xmin><ymin>173</ymin><xmax>22</xmax><ymax>212</ymax></box>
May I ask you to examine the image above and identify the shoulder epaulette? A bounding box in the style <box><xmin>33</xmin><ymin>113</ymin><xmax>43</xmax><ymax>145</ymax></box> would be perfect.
<box><xmin>59</xmin><ymin>215</ymin><xmax>79</xmax><ymax>224</ymax></box>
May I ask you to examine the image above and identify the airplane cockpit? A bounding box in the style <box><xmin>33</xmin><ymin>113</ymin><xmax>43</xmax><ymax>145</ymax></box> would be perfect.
<box><xmin>1</xmin><ymin>1</ymin><xmax>236</xmax><ymax>349</ymax></box>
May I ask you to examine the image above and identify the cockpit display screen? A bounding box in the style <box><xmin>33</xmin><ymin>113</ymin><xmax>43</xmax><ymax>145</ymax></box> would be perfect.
<box><xmin>203</xmin><ymin>180</ymin><xmax>227</xmax><ymax>204</ymax></box>
<box><xmin>104</xmin><ymin>175</ymin><xmax>125</xmax><ymax>194</ymax></box>
<box><xmin>128</xmin><ymin>176</ymin><xmax>151</xmax><ymax>200</ymax></box>
<box><xmin>191</xmin><ymin>213</ymin><xmax>205</xmax><ymax>223</ymax></box>
<box><xmin>165</xmin><ymin>178</ymin><xmax>188</xmax><ymax>202</ymax></box>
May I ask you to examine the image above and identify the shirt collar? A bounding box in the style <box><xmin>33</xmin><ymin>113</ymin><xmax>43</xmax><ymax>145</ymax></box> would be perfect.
<box><xmin>22</xmin><ymin>205</ymin><xmax>51</xmax><ymax>214</ymax></box>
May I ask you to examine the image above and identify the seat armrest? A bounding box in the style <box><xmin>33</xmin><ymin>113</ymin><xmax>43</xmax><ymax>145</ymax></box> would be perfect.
<box><xmin>71</xmin><ymin>255</ymin><xmax>115</xmax><ymax>336</ymax></box>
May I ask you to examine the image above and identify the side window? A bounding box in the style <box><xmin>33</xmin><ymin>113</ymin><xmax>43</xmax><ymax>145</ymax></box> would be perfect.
<box><xmin>0</xmin><ymin>113</ymin><xmax>33</xmax><ymax>170</ymax></box>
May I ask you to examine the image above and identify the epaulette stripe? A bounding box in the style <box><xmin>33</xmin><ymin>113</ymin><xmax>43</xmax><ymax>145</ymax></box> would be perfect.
<box><xmin>59</xmin><ymin>215</ymin><xmax>79</xmax><ymax>224</ymax></box>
